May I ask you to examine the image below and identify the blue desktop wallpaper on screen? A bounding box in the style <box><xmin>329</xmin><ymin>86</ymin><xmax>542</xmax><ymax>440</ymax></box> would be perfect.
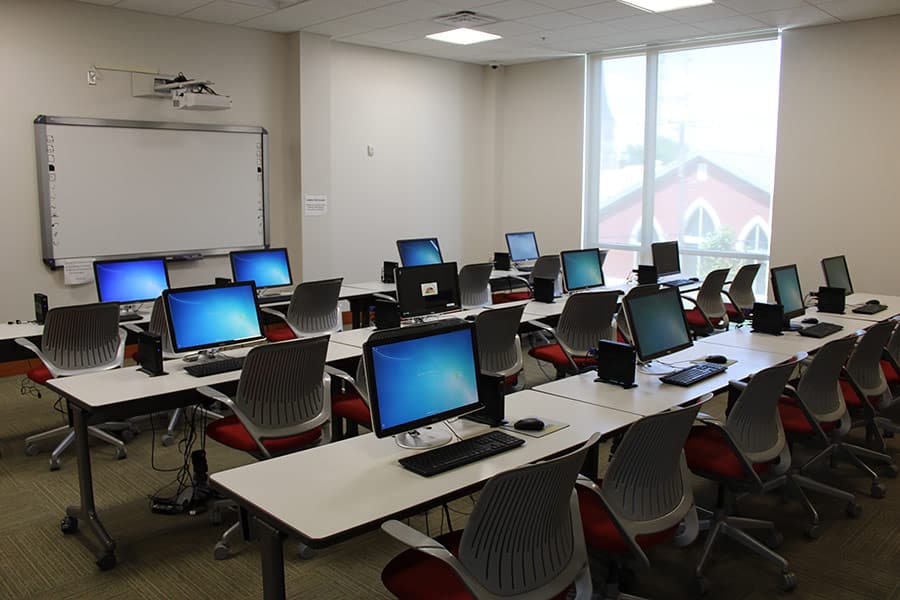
<box><xmin>96</xmin><ymin>260</ymin><xmax>168</xmax><ymax>302</ymax></box>
<box><xmin>564</xmin><ymin>251</ymin><xmax>603</xmax><ymax>290</ymax></box>
<box><xmin>232</xmin><ymin>250</ymin><xmax>291</xmax><ymax>288</ymax></box>
<box><xmin>371</xmin><ymin>329</ymin><xmax>479</xmax><ymax>431</ymax></box>
<box><xmin>399</xmin><ymin>240</ymin><xmax>442</xmax><ymax>266</ymax></box>
<box><xmin>168</xmin><ymin>286</ymin><xmax>261</xmax><ymax>349</ymax></box>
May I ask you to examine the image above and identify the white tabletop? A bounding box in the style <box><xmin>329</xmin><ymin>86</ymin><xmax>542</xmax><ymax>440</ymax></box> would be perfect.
<box><xmin>0</xmin><ymin>322</ymin><xmax>45</xmax><ymax>341</ymax></box>
<box><xmin>536</xmin><ymin>344</ymin><xmax>792</xmax><ymax>416</ymax></box>
<box><xmin>696</xmin><ymin>315</ymin><xmax>867</xmax><ymax>355</ymax></box>
<box><xmin>209</xmin><ymin>389</ymin><xmax>639</xmax><ymax>544</ymax></box>
<box><xmin>841</xmin><ymin>293</ymin><xmax>900</xmax><ymax>322</ymax></box>
<box><xmin>342</xmin><ymin>281</ymin><xmax>396</xmax><ymax>294</ymax></box>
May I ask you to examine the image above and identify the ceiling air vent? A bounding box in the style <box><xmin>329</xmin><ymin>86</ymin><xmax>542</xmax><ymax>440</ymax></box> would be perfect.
<box><xmin>433</xmin><ymin>11</ymin><xmax>498</xmax><ymax>28</ymax></box>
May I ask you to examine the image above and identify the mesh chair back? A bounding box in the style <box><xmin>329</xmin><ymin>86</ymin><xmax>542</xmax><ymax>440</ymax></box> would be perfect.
<box><xmin>458</xmin><ymin>433</ymin><xmax>599</xmax><ymax>598</ymax></box>
<box><xmin>695</xmin><ymin>268</ymin><xmax>730</xmax><ymax>322</ymax></box>
<box><xmin>886</xmin><ymin>322</ymin><xmax>900</xmax><ymax>364</ymax></box>
<box><xmin>41</xmin><ymin>303</ymin><xmax>123</xmax><ymax>371</ymax></box>
<box><xmin>846</xmin><ymin>320</ymin><xmax>894</xmax><ymax>396</ymax></box>
<box><xmin>726</xmin><ymin>360</ymin><xmax>798</xmax><ymax>463</ymax></box>
<box><xmin>285</xmin><ymin>277</ymin><xmax>343</xmax><ymax>336</ymax></box>
<box><xmin>234</xmin><ymin>336</ymin><xmax>330</xmax><ymax>437</ymax></box>
<box><xmin>727</xmin><ymin>263</ymin><xmax>761</xmax><ymax>311</ymax></box>
<box><xmin>530</xmin><ymin>255</ymin><xmax>561</xmax><ymax>281</ymax></box>
<box><xmin>459</xmin><ymin>263</ymin><xmax>494</xmax><ymax>309</ymax></box>
<box><xmin>557</xmin><ymin>291</ymin><xmax>619</xmax><ymax>355</ymax></box>
<box><xmin>475</xmin><ymin>303</ymin><xmax>526</xmax><ymax>377</ymax></box>
<box><xmin>147</xmin><ymin>297</ymin><xmax>176</xmax><ymax>357</ymax></box>
<box><xmin>796</xmin><ymin>336</ymin><xmax>857</xmax><ymax>423</ymax></box>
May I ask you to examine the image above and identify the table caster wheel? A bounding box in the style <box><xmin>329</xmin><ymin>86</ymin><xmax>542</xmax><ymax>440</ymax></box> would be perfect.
<box><xmin>298</xmin><ymin>543</ymin><xmax>316</xmax><ymax>559</ymax></box>
<box><xmin>115</xmin><ymin>447</ymin><xmax>127</xmax><ymax>460</ymax></box>
<box><xmin>871</xmin><ymin>482</ymin><xmax>886</xmax><ymax>499</ymax></box>
<box><xmin>213</xmin><ymin>542</ymin><xmax>230</xmax><ymax>561</ymax></box>
<box><xmin>161</xmin><ymin>434</ymin><xmax>175</xmax><ymax>447</ymax></box>
<box><xmin>766</xmin><ymin>530</ymin><xmax>784</xmax><ymax>549</ymax></box>
<box><xmin>804</xmin><ymin>524</ymin><xmax>822</xmax><ymax>540</ymax></box>
<box><xmin>884</xmin><ymin>464</ymin><xmax>898</xmax><ymax>479</ymax></box>
<box><xmin>49</xmin><ymin>458</ymin><xmax>61</xmax><ymax>471</ymax></box>
<box><xmin>25</xmin><ymin>444</ymin><xmax>40</xmax><ymax>456</ymax></box>
<box><xmin>693</xmin><ymin>576</ymin><xmax>710</xmax><ymax>596</ymax></box>
<box><xmin>777</xmin><ymin>571</ymin><xmax>797</xmax><ymax>592</ymax></box>
<box><xmin>96</xmin><ymin>552</ymin><xmax>116</xmax><ymax>571</ymax></box>
<box><xmin>60</xmin><ymin>516</ymin><xmax>78</xmax><ymax>534</ymax></box>
<box><xmin>845</xmin><ymin>502</ymin><xmax>862</xmax><ymax>518</ymax></box>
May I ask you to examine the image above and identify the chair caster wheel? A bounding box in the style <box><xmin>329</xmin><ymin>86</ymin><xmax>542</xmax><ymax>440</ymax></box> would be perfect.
<box><xmin>115</xmin><ymin>447</ymin><xmax>127</xmax><ymax>460</ymax></box>
<box><xmin>25</xmin><ymin>444</ymin><xmax>40</xmax><ymax>456</ymax></box>
<box><xmin>766</xmin><ymin>530</ymin><xmax>784</xmax><ymax>549</ymax></box>
<box><xmin>871</xmin><ymin>482</ymin><xmax>886</xmax><ymax>499</ymax></box>
<box><xmin>49</xmin><ymin>458</ymin><xmax>61</xmax><ymax>471</ymax></box>
<box><xmin>804</xmin><ymin>524</ymin><xmax>822</xmax><ymax>540</ymax></box>
<box><xmin>161</xmin><ymin>434</ymin><xmax>175</xmax><ymax>447</ymax></box>
<box><xmin>213</xmin><ymin>542</ymin><xmax>230</xmax><ymax>561</ymax></box>
<box><xmin>884</xmin><ymin>464</ymin><xmax>899</xmax><ymax>479</ymax></box>
<box><xmin>297</xmin><ymin>543</ymin><xmax>316</xmax><ymax>559</ymax></box>
<box><xmin>96</xmin><ymin>552</ymin><xmax>116</xmax><ymax>571</ymax></box>
<box><xmin>693</xmin><ymin>576</ymin><xmax>710</xmax><ymax>596</ymax></box>
<box><xmin>845</xmin><ymin>502</ymin><xmax>862</xmax><ymax>518</ymax></box>
<box><xmin>60</xmin><ymin>516</ymin><xmax>78</xmax><ymax>534</ymax></box>
<box><xmin>777</xmin><ymin>571</ymin><xmax>797</xmax><ymax>592</ymax></box>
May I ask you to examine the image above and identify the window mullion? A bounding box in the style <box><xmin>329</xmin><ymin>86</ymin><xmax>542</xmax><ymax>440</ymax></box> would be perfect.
<box><xmin>640</xmin><ymin>50</ymin><xmax>659</xmax><ymax>263</ymax></box>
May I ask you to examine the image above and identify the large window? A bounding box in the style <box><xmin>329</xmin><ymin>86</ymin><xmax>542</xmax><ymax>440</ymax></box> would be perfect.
<box><xmin>584</xmin><ymin>38</ymin><xmax>781</xmax><ymax>295</ymax></box>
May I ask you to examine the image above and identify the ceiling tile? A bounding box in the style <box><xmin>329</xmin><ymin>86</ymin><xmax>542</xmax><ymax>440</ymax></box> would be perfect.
<box><xmin>694</xmin><ymin>14</ymin><xmax>769</xmax><ymax>32</ymax></box>
<box><xmin>340</xmin><ymin>19</ymin><xmax>447</xmax><ymax>43</ymax></box>
<box><xmin>750</xmin><ymin>6</ymin><xmax>839</xmax><ymax>28</ymax></box>
<box><xmin>76</xmin><ymin>0</ymin><xmax>122</xmax><ymax>6</ymax></box>
<box><xmin>115</xmin><ymin>0</ymin><xmax>211</xmax><ymax>16</ymax></box>
<box><xmin>569</xmin><ymin>1</ymin><xmax>646</xmax><ymax>21</ymax></box>
<box><xmin>665</xmin><ymin>3</ymin><xmax>741</xmax><ymax>23</ymax></box>
<box><xmin>813</xmin><ymin>0</ymin><xmax>900</xmax><ymax>21</ymax></box>
<box><xmin>305</xmin><ymin>17</ymin><xmax>379</xmax><ymax>36</ymax></box>
<box><xmin>604</xmin><ymin>13</ymin><xmax>679</xmax><ymax>30</ymax></box>
<box><xmin>717</xmin><ymin>0</ymin><xmax>808</xmax><ymax>14</ymax></box>
<box><xmin>516</xmin><ymin>10</ymin><xmax>592</xmax><ymax>28</ymax></box>
<box><xmin>373</xmin><ymin>0</ymin><xmax>450</xmax><ymax>20</ymax></box>
<box><xmin>242</xmin><ymin>0</ymin><xmax>374</xmax><ymax>30</ymax></box>
<box><xmin>531</xmin><ymin>20</ymin><xmax>622</xmax><ymax>39</ymax></box>
<box><xmin>181</xmin><ymin>1</ymin><xmax>272</xmax><ymax>24</ymax></box>
<box><xmin>642</xmin><ymin>22</ymin><xmax>705</xmax><ymax>40</ymax></box>
<box><xmin>473</xmin><ymin>0</ymin><xmax>554</xmax><ymax>20</ymax></box>
<box><xmin>532</xmin><ymin>0</ymin><xmax>607</xmax><ymax>8</ymax></box>
<box><xmin>475</xmin><ymin>20</ymin><xmax>544</xmax><ymax>36</ymax></box>
<box><xmin>429</xmin><ymin>0</ymin><xmax>499</xmax><ymax>8</ymax></box>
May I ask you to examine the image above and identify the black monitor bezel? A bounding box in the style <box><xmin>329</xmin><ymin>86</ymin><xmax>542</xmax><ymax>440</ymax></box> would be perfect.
<box><xmin>651</xmin><ymin>241</ymin><xmax>681</xmax><ymax>277</ymax></box>
<box><xmin>395</xmin><ymin>261</ymin><xmax>461</xmax><ymax>319</ymax></box>
<box><xmin>363</xmin><ymin>320</ymin><xmax>483</xmax><ymax>439</ymax></box>
<box><xmin>560</xmin><ymin>248</ymin><xmax>606</xmax><ymax>292</ymax></box>
<box><xmin>505</xmin><ymin>231</ymin><xmax>540</xmax><ymax>263</ymax></box>
<box><xmin>770</xmin><ymin>264</ymin><xmax>806</xmax><ymax>320</ymax></box>
<box><xmin>396</xmin><ymin>237</ymin><xmax>444</xmax><ymax>267</ymax></box>
<box><xmin>821</xmin><ymin>255</ymin><xmax>854</xmax><ymax>296</ymax></box>
<box><xmin>93</xmin><ymin>256</ymin><xmax>171</xmax><ymax>304</ymax></box>
<box><xmin>623</xmin><ymin>286</ymin><xmax>694</xmax><ymax>362</ymax></box>
<box><xmin>162</xmin><ymin>281</ymin><xmax>265</xmax><ymax>354</ymax></box>
<box><xmin>228</xmin><ymin>247</ymin><xmax>293</xmax><ymax>290</ymax></box>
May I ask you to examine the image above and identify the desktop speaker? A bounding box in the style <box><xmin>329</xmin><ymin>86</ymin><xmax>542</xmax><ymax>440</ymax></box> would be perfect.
<box><xmin>465</xmin><ymin>373</ymin><xmax>506</xmax><ymax>426</ymax></box>
<box><xmin>817</xmin><ymin>286</ymin><xmax>846</xmax><ymax>314</ymax></box>
<box><xmin>493</xmin><ymin>252</ymin><xmax>510</xmax><ymax>271</ymax></box>
<box><xmin>33</xmin><ymin>293</ymin><xmax>48</xmax><ymax>325</ymax></box>
<box><xmin>214</xmin><ymin>277</ymin><xmax>231</xmax><ymax>286</ymax></box>
<box><xmin>533</xmin><ymin>277</ymin><xmax>555</xmax><ymax>303</ymax></box>
<box><xmin>373</xmin><ymin>299</ymin><xmax>400</xmax><ymax>329</ymax></box>
<box><xmin>381</xmin><ymin>261</ymin><xmax>398</xmax><ymax>284</ymax></box>
<box><xmin>752</xmin><ymin>302</ymin><xmax>784</xmax><ymax>335</ymax></box>
<box><xmin>594</xmin><ymin>339</ymin><xmax>637</xmax><ymax>389</ymax></box>
<box><xmin>136</xmin><ymin>331</ymin><xmax>166</xmax><ymax>376</ymax></box>
<box><xmin>637</xmin><ymin>265</ymin><xmax>658</xmax><ymax>285</ymax></box>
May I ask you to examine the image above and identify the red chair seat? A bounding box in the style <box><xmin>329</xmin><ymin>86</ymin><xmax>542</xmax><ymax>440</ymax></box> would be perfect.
<box><xmin>382</xmin><ymin>529</ymin><xmax>572</xmax><ymax>600</ymax></box>
<box><xmin>577</xmin><ymin>485</ymin><xmax>678</xmax><ymax>553</ymax></box>
<box><xmin>265</xmin><ymin>327</ymin><xmax>296</xmax><ymax>342</ymax></box>
<box><xmin>492</xmin><ymin>291</ymin><xmax>532</xmax><ymax>304</ymax></box>
<box><xmin>684</xmin><ymin>308</ymin><xmax>709</xmax><ymax>329</ymax></box>
<box><xmin>207</xmin><ymin>415</ymin><xmax>321</xmax><ymax>455</ymax></box>
<box><xmin>529</xmin><ymin>344</ymin><xmax>596</xmax><ymax>369</ymax></box>
<box><xmin>332</xmin><ymin>391</ymin><xmax>371</xmax><ymax>426</ymax></box>
<box><xmin>27</xmin><ymin>365</ymin><xmax>52</xmax><ymax>385</ymax></box>
<box><xmin>684</xmin><ymin>426</ymin><xmax>771</xmax><ymax>479</ymax></box>
<box><xmin>777</xmin><ymin>398</ymin><xmax>836</xmax><ymax>435</ymax></box>
<box><xmin>881</xmin><ymin>360</ymin><xmax>900</xmax><ymax>387</ymax></box>
<box><xmin>725</xmin><ymin>303</ymin><xmax>746</xmax><ymax>322</ymax></box>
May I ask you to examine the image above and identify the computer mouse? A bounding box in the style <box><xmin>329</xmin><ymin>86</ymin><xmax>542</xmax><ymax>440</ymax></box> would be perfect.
<box><xmin>690</xmin><ymin>277</ymin><xmax>700</xmax><ymax>282</ymax></box>
<box><xmin>705</xmin><ymin>355</ymin><xmax>728</xmax><ymax>364</ymax></box>
<box><xmin>464</xmin><ymin>314</ymin><xmax>477</xmax><ymax>322</ymax></box>
<box><xmin>514</xmin><ymin>417</ymin><xmax>545</xmax><ymax>431</ymax></box>
<box><xmin>867</xmin><ymin>299</ymin><xmax>881</xmax><ymax>305</ymax></box>
<box><xmin>801</xmin><ymin>317</ymin><xmax>819</xmax><ymax>324</ymax></box>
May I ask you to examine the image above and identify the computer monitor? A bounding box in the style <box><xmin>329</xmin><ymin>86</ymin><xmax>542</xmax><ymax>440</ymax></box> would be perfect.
<box><xmin>505</xmin><ymin>231</ymin><xmax>539</xmax><ymax>263</ymax></box>
<box><xmin>396</xmin><ymin>238</ymin><xmax>443</xmax><ymax>267</ymax></box>
<box><xmin>364</xmin><ymin>320</ymin><xmax>482</xmax><ymax>449</ymax></box>
<box><xmin>229</xmin><ymin>248</ymin><xmax>292</xmax><ymax>290</ymax></box>
<box><xmin>623</xmin><ymin>286</ymin><xmax>693</xmax><ymax>365</ymax></box>
<box><xmin>395</xmin><ymin>261</ymin><xmax>461</xmax><ymax>319</ymax></box>
<box><xmin>162</xmin><ymin>282</ymin><xmax>264</xmax><ymax>355</ymax></box>
<box><xmin>561</xmin><ymin>248</ymin><xmax>606</xmax><ymax>292</ymax></box>
<box><xmin>821</xmin><ymin>255</ymin><xmax>853</xmax><ymax>295</ymax></box>
<box><xmin>771</xmin><ymin>264</ymin><xmax>806</xmax><ymax>320</ymax></box>
<box><xmin>651</xmin><ymin>241</ymin><xmax>681</xmax><ymax>277</ymax></box>
<box><xmin>93</xmin><ymin>257</ymin><xmax>171</xmax><ymax>304</ymax></box>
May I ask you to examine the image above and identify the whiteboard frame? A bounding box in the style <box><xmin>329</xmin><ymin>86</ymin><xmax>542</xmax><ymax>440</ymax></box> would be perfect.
<box><xmin>34</xmin><ymin>115</ymin><xmax>270</xmax><ymax>268</ymax></box>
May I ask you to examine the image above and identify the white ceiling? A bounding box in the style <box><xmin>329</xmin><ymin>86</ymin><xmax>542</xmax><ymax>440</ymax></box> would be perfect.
<box><xmin>74</xmin><ymin>0</ymin><xmax>900</xmax><ymax>64</ymax></box>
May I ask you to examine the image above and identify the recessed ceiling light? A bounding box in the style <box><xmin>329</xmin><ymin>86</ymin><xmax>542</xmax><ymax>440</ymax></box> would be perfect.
<box><xmin>619</xmin><ymin>0</ymin><xmax>714</xmax><ymax>12</ymax></box>
<box><xmin>426</xmin><ymin>28</ymin><xmax>502</xmax><ymax>45</ymax></box>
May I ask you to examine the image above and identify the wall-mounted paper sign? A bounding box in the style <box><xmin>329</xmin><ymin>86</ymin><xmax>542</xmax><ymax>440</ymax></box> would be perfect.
<box><xmin>304</xmin><ymin>195</ymin><xmax>327</xmax><ymax>216</ymax></box>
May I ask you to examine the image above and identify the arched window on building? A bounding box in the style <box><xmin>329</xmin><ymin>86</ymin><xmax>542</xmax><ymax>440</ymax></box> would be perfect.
<box><xmin>682</xmin><ymin>199</ymin><xmax>720</xmax><ymax>249</ymax></box>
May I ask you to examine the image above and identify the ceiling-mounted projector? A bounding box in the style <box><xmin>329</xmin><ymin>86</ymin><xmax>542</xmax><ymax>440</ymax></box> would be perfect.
<box><xmin>172</xmin><ymin>89</ymin><xmax>232</xmax><ymax>111</ymax></box>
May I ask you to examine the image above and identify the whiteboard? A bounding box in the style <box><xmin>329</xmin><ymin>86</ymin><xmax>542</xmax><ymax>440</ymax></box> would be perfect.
<box><xmin>35</xmin><ymin>116</ymin><xmax>268</xmax><ymax>266</ymax></box>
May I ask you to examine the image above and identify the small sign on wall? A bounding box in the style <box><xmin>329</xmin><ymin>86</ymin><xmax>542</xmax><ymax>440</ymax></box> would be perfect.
<box><xmin>304</xmin><ymin>195</ymin><xmax>327</xmax><ymax>217</ymax></box>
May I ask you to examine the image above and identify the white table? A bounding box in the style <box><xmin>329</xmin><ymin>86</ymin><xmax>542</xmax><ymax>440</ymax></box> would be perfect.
<box><xmin>842</xmin><ymin>293</ymin><xmax>900</xmax><ymax>322</ymax></box>
<box><xmin>695</xmin><ymin>315</ymin><xmax>867</xmax><ymax>355</ymax></box>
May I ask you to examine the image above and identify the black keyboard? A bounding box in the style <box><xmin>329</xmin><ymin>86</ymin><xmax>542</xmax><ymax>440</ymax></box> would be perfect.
<box><xmin>798</xmin><ymin>322</ymin><xmax>843</xmax><ymax>338</ymax></box>
<box><xmin>398</xmin><ymin>430</ymin><xmax>525</xmax><ymax>477</ymax></box>
<box><xmin>184</xmin><ymin>357</ymin><xmax>245</xmax><ymax>377</ymax></box>
<box><xmin>853</xmin><ymin>304</ymin><xmax>887</xmax><ymax>315</ymax></box>
<box><xmin>257</xmin><ymin>293</ymin><xmax>292</xmax><ymax>305</ymax></box>
<box><xmin>661</xmin><ymin>278</ymin><xmax>697</xmax><ymax>288</ymax></box>
<box><xmin>119</xmin><ymin>313</ymin><xmax>142</xmax><ymax>322</ymax></box>
<box><xmin>660</xmin><ymin>362</ymin><xmax>727</xmax><ymax>387</ymax></box>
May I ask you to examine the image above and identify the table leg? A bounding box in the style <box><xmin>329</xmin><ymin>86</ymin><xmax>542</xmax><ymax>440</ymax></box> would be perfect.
<box><xmin>64</xmin><ymin>406</ymin><xmax>117</xmax><ymax>570</ymax></box>
<box><xmin>257</xmin><ymin>519</ymin><xmax>287</xmax><ymax>600</ymax></box>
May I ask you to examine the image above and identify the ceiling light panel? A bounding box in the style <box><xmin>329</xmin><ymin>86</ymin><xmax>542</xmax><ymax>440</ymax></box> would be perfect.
<box><xmin>619</xmin><ymin>0</ymin><xmax>715</xmax><ymax>12</ymax></box>
<box><xmin>426</xmin><ymin>28</ymin><xmax>502</xmax><ymax>44</ymax></box>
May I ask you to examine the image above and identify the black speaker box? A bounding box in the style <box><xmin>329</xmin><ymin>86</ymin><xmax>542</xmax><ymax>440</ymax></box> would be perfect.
<box><xmin>594</xmin><ymin>339</ymin><xmax>637</xmax><ymax>388</ymax></box>
<box><xmin>373</xmin><ymin>299</ymin><xmax>400</xmax><ymax>329</ymax></box>
<box><xmin>493</xmin><ymin>252</ymin><xmax>511</xmax><ymax>271</ymax></box>
<box><xmin>136</xmin><ymin>331</ymin><xmax>166</xmax><ymax>376</ymax></box>
<box><xmin>637</xmin><ymin>265</ymin><xmax>658</xmax><ymax>285</ymax></box>
<box><xmin>33</xmin><ymin>293</ymin><xmax>48</xmax><ymax>325</ymax></box>
<box><xmin>817</xmin><ymin>286</ymin><xmax>846</xmax><ymax>314</ymax></box>
<box><xmin>533</xmin><ymin>277</ymin><xmax>555</xmax><ymax>303</ymax></box>
<box><xmin>752</xmin><ymin>302</ymin><xmax>784</xmax><ymax>335</ymax></box>
<box><xmin>381</xmin><ymin>261</ymin><xmax>398</xmax><ymax>284</ymax></box>
<box><xmin>465</xmin><ymin>373</ymin><xmax>506</xmax><ymax>426</ymax></box>
<box><xmin>214</xmin><ymin>277</ymin><xmax>231</xmax><ymax>286</ymax></box>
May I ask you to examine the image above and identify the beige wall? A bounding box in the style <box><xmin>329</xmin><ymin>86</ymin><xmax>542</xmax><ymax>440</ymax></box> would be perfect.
<box><xmin>0</xmin><ymin>0</ymin><xmax>297</xmax><ymax>318</ymax></box>
<box><xmin>772</xmin><ymin>16</ymin><xmax>900</xmax><ymax>295</ymax></box>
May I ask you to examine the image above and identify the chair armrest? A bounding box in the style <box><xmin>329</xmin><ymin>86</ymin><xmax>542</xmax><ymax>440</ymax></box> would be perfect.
<box><xmin>530</xmin><ymin>320</ymin><xmax>556</xmax><ymax>335</ymax></box>
<box><xmin>122</xmin><ymin>323</ymin><xmax>144</xmax><ymax>334</ymax></box>
<box><xmin>325</xmin><ymin>365</ymin><xmax>355</xmax><ymax>386</ymax></box>
<box><xmin>14</xmin><ymin>337</ymin><xmax>42</xmax><ymax>358</ymax></box>
<box><xmin>372</xmin><ymin>293</ymin><xmax>397</xmax><ymax>303</ymax></box>
<box><xmin>196</xmin><ymin>385</ymin><xmax>237</xmax><ymax>410</ymax></box>
<box><xmin>575</xmin><ymin>475</ymin><xmax>650</xmax><ymax>568</ymax></box>
<box><xmin>728</xmin><ymin>380</ymin><xmax>748</xmax><ymax>393</ymax></box>
<box><xmin>261</xmin><ymin>307</ymin><xmax>286</xmax><ymax>320</ymax></box>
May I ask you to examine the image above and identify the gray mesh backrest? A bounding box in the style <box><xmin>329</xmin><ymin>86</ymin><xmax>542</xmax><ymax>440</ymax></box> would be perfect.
<box><xmin>726</xmin><ymin>360</ymin><xmax>798</xmax><ymax>463</ymax></box>
<box><xmin>796</xmin><ymin>336</ymin><xmax>857</xmax><ymax>422</ymax></box>
<box><xmin>886</xmin><ymin>322</ymin><xmax>900</xmax><ymax>364</ymax></box>
<box><xmin>695</xmin><ymin>268</ymin><xmax>729</xmax><ymax>321</ymax></box>
<box><xmin>557</xmin><ymin>291</ymin><xmax>620</xmax><ymax>355</ymax></box>
<box><xmin>530</xmin><ymin>255</ymin><xmax>561</xmax><ymax>281</ymax></box>
<box><xmin>846</xmin><ymin>320</ymin><xmax>894</xmax><ymax>395</ymax></box>
<box><xmin>285</xmin><ymin>277</ymin><xmax>343</xmax><ymax>335</ymax></box>
<box><xmin>603</xmin><ymin>403</ymin><xmax>701</xmax><ymax>528</ymax></box>
<box><xmin>458</xmin><ymin>434</ymin><xmax>596</xmax><ymax>597</ymax></box>
<box><xmin>41</xmin><ymin>303</ymin><xmax>122</xmax><ymax>371</ymax></box>
<box><xmin>234</xmin><ymin>336</ymin><xmax>329</xmax><ymax>436</ymax></box>
<box><xmin>459</xmin><ymin>263</ymin><xmax>494</xmax><ymax>309</ymax></box>
<box><xmin>147</xmin><ymin>297</ymin><xmax>175</xmax><ymax>356</ymax></box>
<box><xmin>475</xmin><ymin>304</ymin><xmax>526</xmax><ymax>377</ymax></box>
<box><xmin>727</xmin><ymin>263</ymin><xmax>761</xmax><ymax>310</ymax></box>
<box><xmin>617</xmin><ymin>284</ymin><xmax>661</xmax><ymax>344</ymax></box>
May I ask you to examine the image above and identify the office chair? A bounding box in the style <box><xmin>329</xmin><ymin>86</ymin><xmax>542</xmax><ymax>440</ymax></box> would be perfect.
<box><xmin>15</xmin><ymin>302</ymin><xmax>129</xmax><ymax>470</ymax></box>
<box><xmin>493</xmin><ymin>254</ymin><xmax>560</xmax><ymax>303</ymax></box>
<box><xmin>616</xmin><ymin>284</ymin><xmax>661</xmax><ymax>345</ymax></box>
<box><xmin>877</xmin><ymin>320</ymin><xmax>900</xmax><ymax>436</ymax></box>
<box><xmin>380</xmin><ymin>433</ymin><xmax>600</xmax><ymax>600</ymax></box>
<box><xmin>684</xmin><ymin>358</ymin><xmax>803</xmax><ymax>594</ymax></box>
<box><xmin>199</xmin><ymin>336</ymin><xmax>331</xmax><ymax>559</ymax></box>
<box><xmin>458</xmin><ymin>262</ymin><xmax>494</xmax><ymax>309</ymax></box>
<box><xmin>475</xmin><ymin>303</ymin><xmax>527</xmax><ymax>388</ymax></box>
<box><xmin>723</xmin><ymin>263</ymin><xmax>760</xmax><ymax>323</ymax></box>
<box><xmin>577</xmin><ymin>401</ymin><xmax>704</xmax><ymax>599</ymax></box>
<box><xmin>530</xmin><ymin>290</ymin><xmax>620</xmax><ymax>379</ymax></box>
<box><xmin>262</xmin><ymin>277</ymin><xmax>343</xmax><ymax>342</ymax></box>
<box><xmin>682</xmin><ymin>268</ymin><xmax>730</xmax><ymax>336</ymax></box>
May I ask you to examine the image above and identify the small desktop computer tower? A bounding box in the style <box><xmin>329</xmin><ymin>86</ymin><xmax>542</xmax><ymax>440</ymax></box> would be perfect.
<box><xmin>136</xmin><ymin>332</ymin><xmax>166</xmax><ymax>376</ymax></box>
<box><xmin>373</xmin><ymin>299</ymin><xmax>400</xmax><ymax>329</ymax></box>
<box><xmin>465</xmin><ymin>373</ymin><xmax>506</xmax><ymax>426</ymax></box>
<box><xmin>752</xmin><ymin>302</ymin><xmax>784</xmax><ymax>335</ymax></box>
<box><xmin>817</xmin><ymin>286</ymin><xmax>846</xmax><ymax>314</ymax></box>
<box><xmin>33</xmin><ymin>293</ymin><xmax>48</xmax><ymax>324</ymax></box>
<box><xmin>533</xmin><ymin>277</ymin><xmax>555</xmax><ymax>303</ymax></box>
<box><xmin>381</xmin><ymin>261</ymin><xmax>398</xmax><ymax>284</ymax></box>
<box><xmin>493</xmin><ymin>252</ymin><xmax>510</xmax><ymax>270</ymax></box>
<box><xmin>214</xmin><ymin>277</ymin><xmax>231</xmax><ymax>286</ymax></box>
<box><xmin>594</xmin><ymin>340</ymin><xmax>636</xmax><ymax>388</ymax></box>
<box><xmin>636</xmin><ymin>265</ymin><xmax>658</xmax><ymax>285</ymax></box>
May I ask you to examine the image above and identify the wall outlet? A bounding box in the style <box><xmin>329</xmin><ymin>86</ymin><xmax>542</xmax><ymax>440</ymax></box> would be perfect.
<box><xmin>87</xmin><ymin>70</ymin><xmax>97</xmax><ymax>86</ymax></box>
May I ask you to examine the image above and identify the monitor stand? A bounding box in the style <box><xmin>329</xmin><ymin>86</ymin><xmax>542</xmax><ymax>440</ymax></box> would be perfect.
<box><xmin>395</xmin><ymin>426</ymin><xmax>453</xmax><ymax>450</ymax></box>
<box><xmin>783</xmin><ymin>320</ymin><xmax>803</xmax><ymax>332</ymax></box>
<box><xmin>119</xmin><ymin>305</ymin><xmax>142</xmax><ymax>322</ymax></box>
<box><xmin>637</xmin><ymin>360</ymin><xmax>677</xmax><ymax>376</ymax></box>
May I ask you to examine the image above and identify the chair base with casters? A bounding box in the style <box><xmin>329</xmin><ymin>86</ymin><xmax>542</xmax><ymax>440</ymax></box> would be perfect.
<box><xmin>25</xmin><ymin>422</ymin><xmax>127</xmax><ymax>471</ymax></box>
<box><xmin>839</xmin><ymin>378</ymin><xmax>898</xmax><ymax>494</ymax></box>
